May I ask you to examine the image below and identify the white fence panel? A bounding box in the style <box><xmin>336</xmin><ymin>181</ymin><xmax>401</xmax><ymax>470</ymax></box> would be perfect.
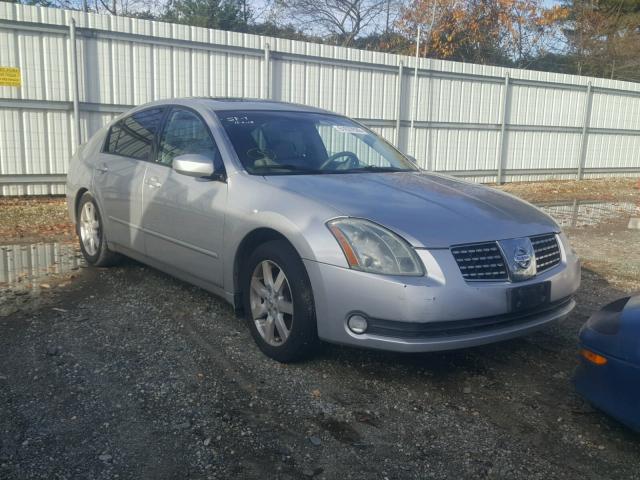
<box><xmin>1</xmin><ymin>3</ymin><xmax>640</xmax><ymax>195</ymax></box>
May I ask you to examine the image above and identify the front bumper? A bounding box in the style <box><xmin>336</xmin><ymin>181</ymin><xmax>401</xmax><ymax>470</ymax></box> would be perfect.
<box><xmin>574</xmin><ymin>348</ymin><xmax>640</xmax><ymax>432</ymax></box>
<box><xmin>304</xmin><ymin>242</ymin><xmax>580</xmax><ymax>353</ymax></box>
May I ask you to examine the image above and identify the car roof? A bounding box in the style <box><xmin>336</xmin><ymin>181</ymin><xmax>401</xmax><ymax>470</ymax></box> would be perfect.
<box><xmin>131</xmin><ymin>97</ymin><xmax>335</xmax><ymax>115</ymax></box>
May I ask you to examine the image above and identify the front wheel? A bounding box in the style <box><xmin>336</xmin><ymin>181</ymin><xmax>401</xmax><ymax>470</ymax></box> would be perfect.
<box><xmin>77</xmin><ymin>192</ymin><xmax>120</xmax><ymax>267</ymax></box>
<box><xmin>242</xmin><ymin>240</ymin><xmax>320</xmax><ymax>362</ymax></box>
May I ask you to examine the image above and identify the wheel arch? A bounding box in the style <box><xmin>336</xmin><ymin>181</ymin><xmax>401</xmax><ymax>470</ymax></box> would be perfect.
<box><xmin>232</xmin><ymin>227</ymin><xmax>302</xmax><ymax>313</ymax></box>
<box><xmin>73</xmin><ymin>187</ymin><xmax>89</xmax><ymax>229</ymax></box>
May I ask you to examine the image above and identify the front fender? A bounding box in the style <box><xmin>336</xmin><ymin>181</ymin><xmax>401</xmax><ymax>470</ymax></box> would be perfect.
<box><xmin>222</xmin><ymin>173</ymin><xmax>349</xmax><ymax>294</ymax></box>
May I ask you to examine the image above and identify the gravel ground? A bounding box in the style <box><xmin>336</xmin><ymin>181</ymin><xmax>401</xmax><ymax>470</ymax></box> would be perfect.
<box><xmin>1</xmin><ymin>179</ymin><xmax>639</xmax><ymax>479</ymax></box>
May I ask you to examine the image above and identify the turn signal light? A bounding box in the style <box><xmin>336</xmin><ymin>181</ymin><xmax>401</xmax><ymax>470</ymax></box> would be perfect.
<box><xmin>580</xmin><ymin>348</ymin><xmax>608</xmax><ymax>365</ymax></box>
<box><xmin>328</xmin><ymin>224</ymin><xmax>360</xmax><ymax>267</ymax></box>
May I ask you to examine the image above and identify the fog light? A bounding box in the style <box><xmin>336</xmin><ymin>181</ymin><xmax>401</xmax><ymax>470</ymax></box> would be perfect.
<box><xmin>348</xmin><ymin>314</ymin><xmax>368</xmax><ymax>334</ymax></box>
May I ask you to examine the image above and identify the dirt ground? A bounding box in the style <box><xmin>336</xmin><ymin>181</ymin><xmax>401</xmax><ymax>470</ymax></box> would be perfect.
<box><xmin>495</xmin><ymin>177</ymin><xmax>640</xmax><ymax>203</ymax></box>
<box><xmin>1</xmin><ymin>178</ymin><xmax>639</xmax><ymax>479</ymax></box>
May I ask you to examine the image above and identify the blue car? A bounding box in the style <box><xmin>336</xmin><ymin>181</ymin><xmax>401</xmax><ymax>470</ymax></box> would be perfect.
<box><xmin>574</xmin><ymin>295</ymin><xmax>640</xmax><ymax>432</ymax></box>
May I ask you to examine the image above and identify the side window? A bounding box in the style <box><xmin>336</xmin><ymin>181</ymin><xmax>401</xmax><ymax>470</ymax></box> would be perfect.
<box><xmin>106</xmin><ymin>123</ymin><xmax>122</xmax><ymax>153</ymax></box>
<box><xmin>157</xmin><ymin>109</ymin><xmax>221</xmax><ymax>168</ymax></box>
<box><xmin>105</xmin><ymin>108</ymin><xmax>164</xmax><ymax>160</ymax></box>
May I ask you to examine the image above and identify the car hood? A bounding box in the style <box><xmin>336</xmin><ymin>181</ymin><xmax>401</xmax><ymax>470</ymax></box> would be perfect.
<box><xmin>264</xmin><ymin>171</ymin><xmax>559</xmax><ymax>248</ymax></box>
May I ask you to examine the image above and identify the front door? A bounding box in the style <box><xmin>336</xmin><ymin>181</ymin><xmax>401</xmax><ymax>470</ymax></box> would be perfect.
<box><xmin>141</xmin><ymin>107</ymin><xmax>227</xmax><ymax>287</ymax></box>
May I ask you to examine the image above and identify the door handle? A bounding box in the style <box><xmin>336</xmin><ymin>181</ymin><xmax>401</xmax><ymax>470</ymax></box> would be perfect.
<box><xmin>96</xmin><ymin>164</ymin><xmax>108</xmax><ymax>173</ymax></box>
<box><xmin>145</xmin><ymin>176</ymin><xmax>162</xmax><ymax>188</ymax></box>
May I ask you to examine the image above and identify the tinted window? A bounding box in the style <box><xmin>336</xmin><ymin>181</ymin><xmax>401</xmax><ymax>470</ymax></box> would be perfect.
<box><xmin>106</xmin><ymin>108</ymin><xmax>164</xmax><ymax>160</ymax></box>
<box><xmin>216</xmin><ymin>110</ymin><xmax>416</xmax><ymax>175</ymax></box>
<box><xmin>158</xmin><ymin>109</ymin><xmax>220</xmax><ymax>167</ymax></box>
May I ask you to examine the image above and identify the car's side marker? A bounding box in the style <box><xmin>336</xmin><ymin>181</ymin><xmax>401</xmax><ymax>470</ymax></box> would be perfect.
<box><xmin>329</xmin><ymin>224</ymin><xmax>359</xmax><ymax>267</ymax></box>
<box><xmin>580</xmin><ymin>348</ymin><xmax>608</xmax><ymax>365</ymax></box>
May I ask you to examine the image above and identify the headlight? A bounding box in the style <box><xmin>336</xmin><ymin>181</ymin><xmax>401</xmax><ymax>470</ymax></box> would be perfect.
<box><xmin>327</xmin><ymin>218</ymin><xmax>424</xmax><ymax>276</ymax></box>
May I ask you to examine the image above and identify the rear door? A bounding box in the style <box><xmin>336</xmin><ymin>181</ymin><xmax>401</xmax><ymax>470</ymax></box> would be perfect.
<box><xmin>141</xmin><ymin>106</ymin><xmax>227</xmax><ymax>287</ymax></box>
<box><xmin>94</xmin><ymin>107</ymin><xmax>165</xmax><ymax>252</ymax></box>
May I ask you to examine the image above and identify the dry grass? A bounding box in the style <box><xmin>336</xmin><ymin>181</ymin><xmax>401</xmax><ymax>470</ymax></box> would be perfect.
<box><xmin>494</xmin><ymin>177</ymin><xmax>640</xmax><ymax>203</ymax></box>
<box><xmin>0</xmin><ymin>196</ymin><xmax>74</xmax><ymax>243</ymax></box>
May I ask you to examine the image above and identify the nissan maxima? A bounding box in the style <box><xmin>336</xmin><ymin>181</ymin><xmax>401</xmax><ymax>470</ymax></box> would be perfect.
<box><xmin>66</xmin><ymin>98</ymin><xmax>581</xmax><ymax>362</ymax></box>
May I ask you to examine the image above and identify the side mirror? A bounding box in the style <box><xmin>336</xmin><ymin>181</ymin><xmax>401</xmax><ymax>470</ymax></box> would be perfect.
<box><xmin>407</xmin><ymin>155</ymin><xmax>418</xmax><ymax>165</ymax></box>
<box><xmin>173</xmin><ymin>154</ymin><xmax>214</xmax><ymax>178</ymax></box>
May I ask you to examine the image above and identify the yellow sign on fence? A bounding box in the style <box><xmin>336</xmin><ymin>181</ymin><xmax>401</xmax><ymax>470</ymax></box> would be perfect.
<box><xmin>0</xmin><ymin>67</ymin><xmax>21</xmax><ymax>87</ymax></box>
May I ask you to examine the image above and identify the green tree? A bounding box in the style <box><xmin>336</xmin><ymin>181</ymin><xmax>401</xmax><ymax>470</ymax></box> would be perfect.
<box><xmin>352</xmin><ymin>31</ymin><xmax>413</xmax><ymax>54</ymax></box>
<box><xmin>248</xmin><ymin>21</ymin><xmax>317</xmax><ymax>41</ymax></box>
<box><xmin>162</xmin><ymin>0</ymin><xmax>248</xmax><ymax>31</ymax></box>
<box><xmin>563</xmin><ymin>0</ymin><xmax>640</xmax><ymax>81</ymax></box>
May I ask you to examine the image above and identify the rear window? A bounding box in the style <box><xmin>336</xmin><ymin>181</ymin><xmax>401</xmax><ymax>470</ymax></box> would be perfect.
<box><xmin>105</xmin><ymin>108</ymin><xmax>164</xmax><ymax>160</ymax></box>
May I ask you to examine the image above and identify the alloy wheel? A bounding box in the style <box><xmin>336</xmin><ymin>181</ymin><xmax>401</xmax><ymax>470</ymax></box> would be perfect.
<box><xmin>249</xmin><ymin>260</ymin><xmax>294</xmax><ymax>346</ymax></box>
<box><xmin>79</xmin><ymin>201</ymin><xmax>100</xmax><ymax>256</ymax></box>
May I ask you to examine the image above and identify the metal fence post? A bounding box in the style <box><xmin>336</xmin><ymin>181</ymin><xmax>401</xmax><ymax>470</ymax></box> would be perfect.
<box><xmin>263</xmin><ymin>43</ymin><xmax>271</xmax><ymax>100</ymax></box>
<box><xmin>570</xmin><ymin>199</ymin><xmax>579</xmax><ymax>227</ymax></box>
<box><xmin>69</xmin><ymin>18</ymin><xmax>81</xmax><ymax>147</ymax></box>
<box><xmin>395</xmin><ymin>61</ymin><xmax>403</xmax><ymax>148</ymax></box>
<box><xmin>577</xmin><ymin>81</ymin><xmax>593</xmax><ymax>180</ymax></box>
<box><xmin>410</xmin><ymin>27</ymin><xmax>421</xmax><ymax>156</ymax></box>
<box><xmin>496</xmin><ymin>73</ymin><xmax>510</xmax><ymax>184</ymax></box>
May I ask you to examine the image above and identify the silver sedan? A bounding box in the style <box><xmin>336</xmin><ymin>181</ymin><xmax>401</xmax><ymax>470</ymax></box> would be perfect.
<box><xmin>66</xmin><ymin>98</ymin><xmax>581</xmax><ymax>362</ymax></box>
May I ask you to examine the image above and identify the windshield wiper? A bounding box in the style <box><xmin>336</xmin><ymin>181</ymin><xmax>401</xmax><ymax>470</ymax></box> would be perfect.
<box><xmin>253</xmin><ymin>164</ymin><xmax>412</xmax><ymax>175</ymax></box>
<box><xmin>337</xmin><ymin>165</ymin><xmax>410</xmax><ymax>173</ymax></box>
<box><xmin>253</xmin><ymin>164</ymin><xmax>321</xmax><ymax>174</ymax></box>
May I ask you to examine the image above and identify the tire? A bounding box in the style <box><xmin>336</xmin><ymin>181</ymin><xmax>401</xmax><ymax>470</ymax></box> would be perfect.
<box><xmin>76</xmin><ymin>192</ymin><xmax>120</xmax><ymax>267</ymax></box>
<box><xmin>242</xmin><ymin>239</ymin><xmax>320</xmax><ymax>362</ymax></box>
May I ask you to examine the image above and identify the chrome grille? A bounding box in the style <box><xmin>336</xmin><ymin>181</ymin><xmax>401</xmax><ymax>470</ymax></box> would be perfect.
<box><xmin>531</xmin><ymin>234</ymin><xmax>561</xmax><ymax>273</ymax></box>
<box><xmin>450</xmin><ymin>242</ymin><xmax>508</xmax><ymax>281</ymax></box>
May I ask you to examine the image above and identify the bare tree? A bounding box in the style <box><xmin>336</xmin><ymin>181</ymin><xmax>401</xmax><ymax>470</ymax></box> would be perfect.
<box><xmin>278</xmin><ymin>0</ymin><xmax>387</xmax><ymax>46</ymax></box>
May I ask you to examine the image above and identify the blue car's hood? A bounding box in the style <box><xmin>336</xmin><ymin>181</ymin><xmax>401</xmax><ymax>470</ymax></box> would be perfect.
<box><xmin>265</xmin><ymin>171</ymin><xmax>558</xmax><ymax>248</ymax></box>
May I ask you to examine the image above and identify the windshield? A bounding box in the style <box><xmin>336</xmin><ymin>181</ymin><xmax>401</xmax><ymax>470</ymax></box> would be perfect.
<box><xmin>216</xmin><ymin>110</ymin><xmax>418</xmax><ymax>175</ymax></box>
